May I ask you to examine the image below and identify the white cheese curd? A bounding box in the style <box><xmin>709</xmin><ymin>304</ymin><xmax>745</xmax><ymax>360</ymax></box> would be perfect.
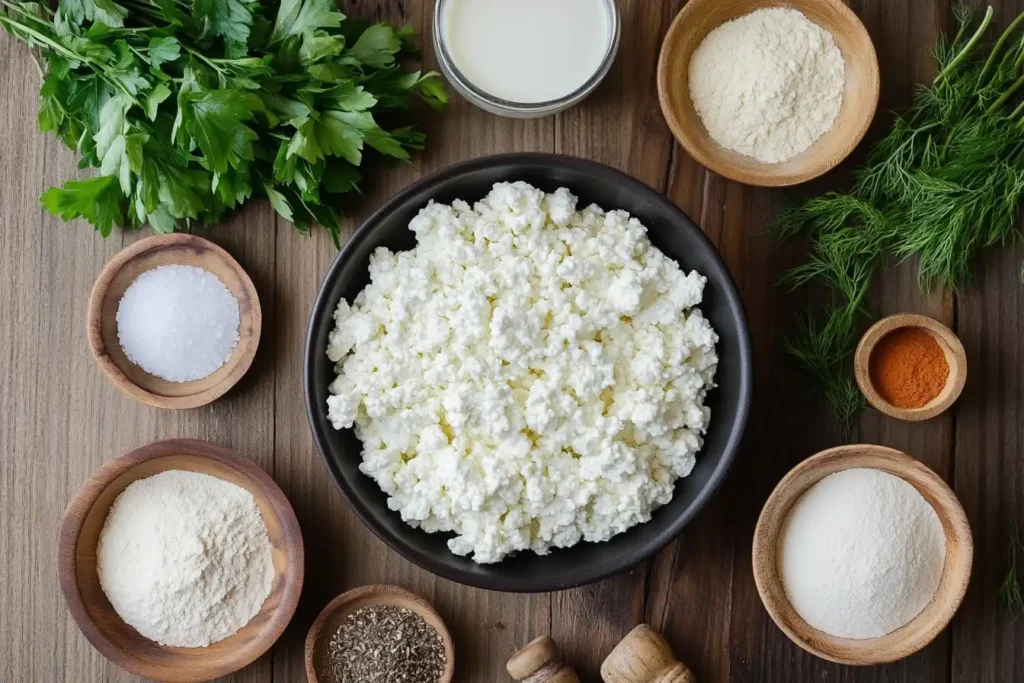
<box><xmin>326</xmin><ymin>183</ymin><xmax>718</xmax><ymax>563</ymax></box>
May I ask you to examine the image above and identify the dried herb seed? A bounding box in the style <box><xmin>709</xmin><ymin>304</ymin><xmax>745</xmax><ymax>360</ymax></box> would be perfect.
<box><xmin>328</xmin><ymin>604</ymin><xmax>446</xmax><ymax>683</ymax></box>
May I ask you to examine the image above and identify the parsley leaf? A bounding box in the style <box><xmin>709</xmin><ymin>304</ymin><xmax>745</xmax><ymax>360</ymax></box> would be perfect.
<box><xmin>194</xmin><ymin>0</ymin><xmax>255</xmax><ymax>43</ymax></box>
<box><xmin>348</xmin><ymin>24</ymin><xmax>401</xmax><ymax>68</ymax></box>
<box><xmin>94</xmin><ymin>93</ymin><xmax>132</xmax><ymax>194</ymax></box>
<box><xmin>57</xmin><ymin>0</ymin><xmax>128</xmax><ymax>29</ymax></box>
<box><xmin>41</xmin><ymin>176</ymin><xmax>124</xmax><ymax>237</ymax></box>
<box><xmin>270</xmin><ymin>0</ymin><xmax>344</xmax><ymax>44</ymax></box>
<box><xmin>148</xmin><ymin>37</ymin><xmax>181</xmax><ymax>69</ymax></box>
<box><xmin>176</xmin><ymin>89</ymin><xmax>264</xmax><ymax>174</ymax></box>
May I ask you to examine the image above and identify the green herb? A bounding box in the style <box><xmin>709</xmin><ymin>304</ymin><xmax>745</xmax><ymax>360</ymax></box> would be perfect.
<box><xmin>999</xmin><ymin>518</ymin><xmax>1024</xmax><ymax>617</ymax></box>
<box><xmin>0</xmin><ymin>0</ymin><xmax>447</xmax><ymax>245</ymax></box>
<box><xmin>772</xmin><ymin>3</ymin><xmax>1024</xmax><ymax>434</ymax></box>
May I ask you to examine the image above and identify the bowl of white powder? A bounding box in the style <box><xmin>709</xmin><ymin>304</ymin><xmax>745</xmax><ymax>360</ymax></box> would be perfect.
<box><xmin>304</xmin><ymin>154</ymin><xmax>753</xmax><ymax>592</ymax></box>
<box><xmin>753</xmin><ymin>445</ymin><xmax>973</xmax><ymax>665</ymax></box>
<box><xmin>87</xmin><ymin>233</ymin><xmax>262</xmax><ymax>409</ymax></box>
<box><xmin>657</xmin><ymin>0</ymin><xmax>880</xmax><ymax>186</ymax></box>
<box><xmin>58</xmin><ymin>439</ymin><xmax>304</xmax><ymax>681</ymax></box>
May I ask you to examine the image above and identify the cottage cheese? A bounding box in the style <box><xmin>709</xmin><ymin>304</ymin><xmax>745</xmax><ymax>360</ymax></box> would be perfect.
<box><xmin>326</xmin><ymin>182</ymin><xmax>718</xmax><ymax>563</ymax></box>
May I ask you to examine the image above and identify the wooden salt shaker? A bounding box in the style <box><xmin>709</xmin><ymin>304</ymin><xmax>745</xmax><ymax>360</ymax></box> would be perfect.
<box><xmin>600</xmin><ymin>624</ymin><xmax>696</xmax><ymax>683</ymax></box>
<box><xmin>507</xmin><ymin>635</ymin><xmax>581</xmax><ymax>683</ymax></box>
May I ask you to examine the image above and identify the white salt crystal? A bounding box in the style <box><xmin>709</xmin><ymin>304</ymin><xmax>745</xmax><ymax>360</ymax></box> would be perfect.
<box><xmin>116</xmin><ymin>264</ymin><xmax>241</xmax><ymax>383</ymax></box>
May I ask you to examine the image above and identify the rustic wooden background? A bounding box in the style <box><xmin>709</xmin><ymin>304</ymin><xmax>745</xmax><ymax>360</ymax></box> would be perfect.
<box><xmin>2</xmin><ymin>0</ymin><xmax>1023</xmax><ymax>681</ymax></box>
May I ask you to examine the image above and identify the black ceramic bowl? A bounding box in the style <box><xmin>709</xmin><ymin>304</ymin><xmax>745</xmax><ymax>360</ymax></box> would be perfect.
<box><xmin>304</xmin><ymin>154</ymin><xmax>752</xmax><ymax>592</ymax></box>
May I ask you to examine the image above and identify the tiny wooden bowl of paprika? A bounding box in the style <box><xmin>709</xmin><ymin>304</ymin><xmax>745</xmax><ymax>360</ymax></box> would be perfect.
<box><xmin>854</xmin><ymin>314</ymin><xmax>967</xmax><ymax>422</ymax></box>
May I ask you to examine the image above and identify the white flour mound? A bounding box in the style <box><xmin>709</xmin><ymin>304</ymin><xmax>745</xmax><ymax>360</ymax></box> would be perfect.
<box><xmin>97</xmin><ymin>470</ymin><xmax>274</xmax><ymax>647</ymax></box>
<box><xmin>688</xmin><ymin>7</ymin><xmax>846</xmax><ymax>163</ymax></box>
<box><xmin>778</xmin><ymin>468</ymin><xmax>947</xmax><ymax>639</ymax></box>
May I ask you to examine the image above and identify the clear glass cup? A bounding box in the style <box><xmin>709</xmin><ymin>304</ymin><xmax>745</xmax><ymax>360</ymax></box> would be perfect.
<box><xmin>433</xmin><ymin>0</ymin><xmax>622</xmax><ymax>119</ymax></box>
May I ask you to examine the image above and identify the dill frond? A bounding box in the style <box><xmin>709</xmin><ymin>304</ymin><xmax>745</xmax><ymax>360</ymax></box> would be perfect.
<box><xmin>998</xmin><ymin>519</ymin><xmax>1024</xmax><ymax>617</ymax></box>
<box><xmin>773</xmin><ymin>4</ymin><xmax>1024</xmax><ymax>435</ymax></box>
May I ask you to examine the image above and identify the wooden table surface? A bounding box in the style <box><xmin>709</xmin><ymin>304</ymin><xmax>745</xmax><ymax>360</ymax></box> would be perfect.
<box><xmin>2</xmin><ymin>1</ymin><xmax>1023</xmax><ymax>681</ymax></box>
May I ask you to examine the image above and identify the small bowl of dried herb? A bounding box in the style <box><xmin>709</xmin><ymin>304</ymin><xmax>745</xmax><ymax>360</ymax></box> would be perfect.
<box><xmin>854</xmin><ymin>314</ymin><xmax>967</xmax><ymax>422</ymax></box>
<box><xmin>304</xmin><ymin>584</ymin><xmax>454</xmax><ymax>683</ymax></box>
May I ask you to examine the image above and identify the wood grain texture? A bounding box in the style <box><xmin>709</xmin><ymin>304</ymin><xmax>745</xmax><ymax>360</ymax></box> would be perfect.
<box><xmin>550</xmin><ymin>2</ymin><xmax>682</xmax><ymax>680</ymax></box>
<box><xmin>507</xmin><ymin>635</ymin><xmax>581</xmax><ymax>683</ymax></box>
<box><xmin>601</xmin><ymin>624</ymin><xmax>696</xmax><ymax>683</ymax></box>
<box><xmin>2</xmin><ymin>0</ymin><xmax>1024</xmax><ymax>681</ymax></box>
<box><xmin>58</xmin><ymin>440</ymin><xmax>303</xmax><ymax>683</ymax></box>
<box><xmin>270</xmin><ymin>2</ymin><xmax>551</xmax><ymax>682</ymax></box>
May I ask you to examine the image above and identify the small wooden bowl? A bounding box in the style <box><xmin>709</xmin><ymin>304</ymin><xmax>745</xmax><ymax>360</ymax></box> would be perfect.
<box><xmin>753</xmin><ymin>445</ymin><xmax>973</xmax><ymax>665</ymax></box>
<box><xmin>58</xmin><ymin>439</ymin><xmax>304</xmax><ymax>683</ymax></box>
<box><xmin>305</xmin><ymin>585</ymin><xmax>455</xmax><ymax>683</ymax></box>
<box><xmin>657</xmin><ymin>0</ymin><xmax>880</xmax><ymax>186</ymax></box>
<box><xmin>87</xmin><ymin>233</ymin><xmax>261</xmax><ymax>409</ymax></box>
<box><xmin>854</xmin><ymin>314</ymin><xmax>967</xmax><ymax>421</ymax></box>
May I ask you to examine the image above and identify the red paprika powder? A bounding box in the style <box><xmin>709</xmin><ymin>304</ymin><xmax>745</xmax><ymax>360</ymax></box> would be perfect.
<box><xmin>869</xmin><ymin>327</ymin><xmax>950</xmax><ymax>409</ymax></box>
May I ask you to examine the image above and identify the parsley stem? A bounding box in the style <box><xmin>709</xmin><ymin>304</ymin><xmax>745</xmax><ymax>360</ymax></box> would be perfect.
<box><xmin>184</xmin><ymin>47</ymin><xmax>227</xmax><ymax>75</ymax></box>
<box><xmin>0</xmin><ymin>15</ymin><xmax>144</xmax><ymax>107</ymax></box>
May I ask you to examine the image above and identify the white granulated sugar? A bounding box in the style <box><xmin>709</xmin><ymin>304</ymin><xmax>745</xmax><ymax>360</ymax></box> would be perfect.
<box><xmin>327</xmin><ymin>182</ymin><xmax>718</xmax><ymax>563</ymax></box>
<box><xmin>97</xmin><ymin>470</ymin><xmax>274</xmax><ymax>648</ymax></box>
<box><xmin>778</xmin><ymin>468</ymin><xmax>947</xmax><ymax>639</ymax></box>
<box><xmin>688</xmin><ymin>8</ymin><xmax>846</xmax><ymax>163</ymax></box>
<box><xmin>117</xmin><ymin>264</ymin><xmax>240</xmax><ymax>383</ymax></box>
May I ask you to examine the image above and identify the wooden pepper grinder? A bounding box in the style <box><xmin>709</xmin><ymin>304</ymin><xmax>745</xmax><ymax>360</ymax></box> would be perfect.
<box><xmin>507</xmin><ymin>635</ymin><xmax>581</xmax><ymax>683</ymax></box>
<box><xmin>600</xmin><ymin>624</ymin><xmax>696</xmax><ymax>683</ymax></box>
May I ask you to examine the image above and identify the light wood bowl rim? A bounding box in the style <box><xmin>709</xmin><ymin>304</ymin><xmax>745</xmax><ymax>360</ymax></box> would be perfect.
<box><xmin>656</xmin><ymin>0</ymin><xmax>881</xmax><ymax>187</ymax></box>
<box><xmin>58</xmin><ymin>439</ymin><xmax>304</xmax><ymax>682</ymax></box>
<box><xmin>752</xmin><ymin>445</ymin><xmax>973</xmax><ymax>665</ymax></box>
<box><xmin>304</xmin><ymin>584</ymin><xmax>455</xmax><ymax>683</ymax></box>
<box><xmin>87</xmin><ymin>233</ymin><xmax>262</xmax><ymax>410</ymax></box>
<box><xmin>854</xmin><ymin>314</ymin><xmax>968</xmax><ymax>421</ymax></box>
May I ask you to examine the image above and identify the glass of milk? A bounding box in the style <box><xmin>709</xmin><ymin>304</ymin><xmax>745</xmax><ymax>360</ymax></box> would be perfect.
<box><xmin>434</xmin><ymin>0</ymin><xmax>621</xmax><ymax>118</ymax></box>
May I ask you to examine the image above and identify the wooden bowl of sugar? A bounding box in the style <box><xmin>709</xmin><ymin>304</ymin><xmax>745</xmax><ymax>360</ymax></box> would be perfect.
<box><xmin>752</xmin><ymin>445</ymin><xmax>972</xmax><ymax>665</ymax></box>
<box><xmin>87</xmin><ymin>233</ymin><xmax>261</xmax><ymax>409</ymax></box>
<box><xmin>657</xmin><ymin>0</ymin><xmax>880</xmax><ymax>186</ymax></box>
<box><xmin>58</xmin><ymin>438</ymin><xmax>304</xmax><ymax>682</ymax></box>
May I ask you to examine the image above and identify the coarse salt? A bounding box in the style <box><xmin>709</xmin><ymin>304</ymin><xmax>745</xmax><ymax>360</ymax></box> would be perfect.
<box><xmin>116</xmin><ymin>264</ymin><xmax>240</xmax><ymax>383</ymax></box>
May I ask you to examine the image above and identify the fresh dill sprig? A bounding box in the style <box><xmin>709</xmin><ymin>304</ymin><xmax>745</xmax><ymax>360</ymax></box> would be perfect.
<box><xmin>998</xmin><ymin>519</ymin><xmax>1024</xmax><ymax>617</ymax></box>
<box><xmin>772</xmin><ymin>3</ymin><xmax>1024</xmax><ymax>436</ymax></box>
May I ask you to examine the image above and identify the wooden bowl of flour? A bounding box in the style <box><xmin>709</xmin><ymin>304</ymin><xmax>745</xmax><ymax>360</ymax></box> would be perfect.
<box><xmin>657</xmin><ymin>0</ymin><xmax>880</xmax><ymax>186</ymax></box>
<box><xmin>752</xmin><ymin>445</ymin><xmax>972</xmax><ymax>665</ymax></box>
<box><xmin>58</xmin><ymin>439</ymin><xmax>304</xmax><ymax>682</ymax></box>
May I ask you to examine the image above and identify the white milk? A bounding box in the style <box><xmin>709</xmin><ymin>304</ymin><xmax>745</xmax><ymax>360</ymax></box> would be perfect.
<box><xmin>441</xmin><ymin>0</ymin><xmax>611</xmax><ymax>104</ymax></box>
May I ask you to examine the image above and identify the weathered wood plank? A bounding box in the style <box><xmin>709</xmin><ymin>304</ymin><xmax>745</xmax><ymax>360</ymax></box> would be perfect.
<box><xmin>653</xmin><ymin>1</ymin><xmax>956</xmax><ymax>681</ymax></box>
<box><xmin>548</xmin><ymin>1</ymin><xmax>684</xmax><ymax>678</ymax></box>
<box><xmin>269</xmin><ymin>3</ymin><xmax>554</xmax><ymax>682</ymax></box>
<box><xmin>950</xmin><ymin>7</ymin><xmax>1024</xmax><ymax>681</ymax></box>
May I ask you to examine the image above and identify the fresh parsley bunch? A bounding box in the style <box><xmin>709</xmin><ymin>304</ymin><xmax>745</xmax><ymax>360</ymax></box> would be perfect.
<box><xmin>0</xmin><ymin>0</ymin><xmax>447</xmax><ymax>244</ymax></box>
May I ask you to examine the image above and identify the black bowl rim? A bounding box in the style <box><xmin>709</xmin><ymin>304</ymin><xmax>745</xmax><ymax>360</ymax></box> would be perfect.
<box><xmin>303</xmin><ymin>152</ymin><xmax>753</xmax><ymax>592</ymax></box>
